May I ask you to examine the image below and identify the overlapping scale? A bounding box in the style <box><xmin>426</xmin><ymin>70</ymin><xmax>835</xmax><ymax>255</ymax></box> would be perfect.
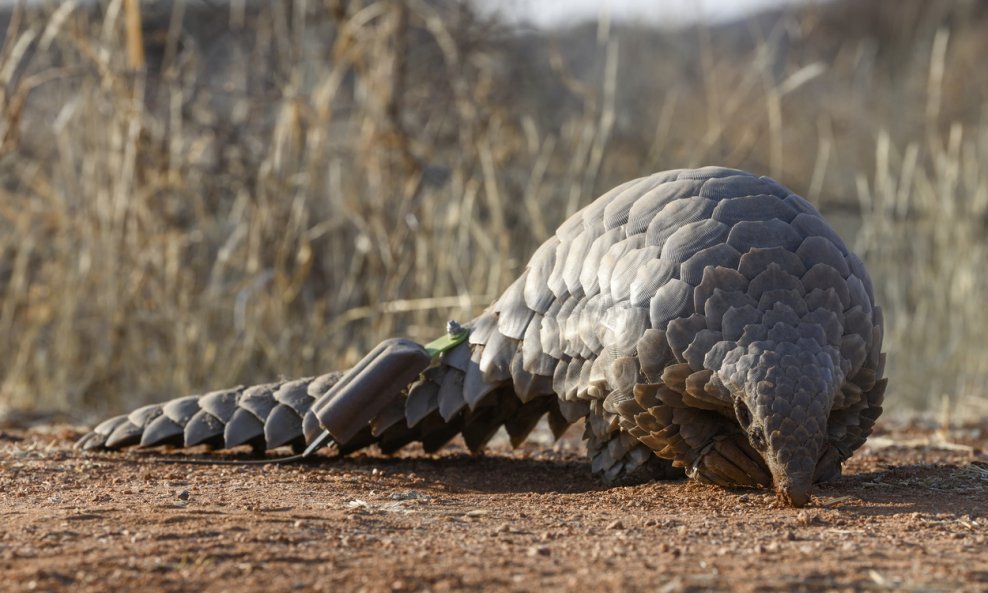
<box><xmin>523</xmin><ymin>236</ymin><xmax>559</xmax><ymax>313</ymax></box>
<box><xmin>649</xmin><ymin>279</ymin><xmax>694</xmax><ymax>329</ymax></box>
<box><xmin>626</xmin><ymin>178</ymin><xmax>705</xmax><ymax>234</ymax></box>
<box><xmin>599</xmin><ymin>303</ymin><xmax>649</xmax><ymax>357</ymax></box>
<box><xmin>579</xmin><ymin>227</ymin><xmax>624</xmax><ymax>297</ymax></box>
<box><xmin>680</xmin><ymin>243</ymin><xmax>741</xmax><ymax>286</ymax></box>
<box><xmin>726</xmin><ymin>219</ymin><xmax>803</xmax><ymax>253</ymax></box>
<box><xmin>630</xmin><ymin>258</ymin><xmax>676</xmax><ymax>307</ymax></box>
<box><xmin>737</xmin><ymin>246</ymin><xmax>806</xmax><ymax>279</ymax></box>
<box><xmin>660</xmin><ymin>219</ymin><xmax>731</xmax><ymax>265</ymax></box>
<box><xmin>704</xmin><ymin>290</ymin><xmax>756</xmax><ymax>334</ymax></box>
<box><xmin>795</xmin><ymin>235</ymin><xmax>849</xmax><ymax>277</ymax></box>
<box><xmin>522</xmin><ymin>313</ymin><xmax>556</xmax><ymax>376</ymax></box>
<box><xmin>496</xmin><ymin>275</ymin><xmax>535</xmax><ymax>340</ymax></box>
<box><xmin>601</xmin><ymin>173</ymin><xmax>669</xmax><ymax>229</ymax></box>
<box><xmin>563</xmin><ymin>298</ymin><xmax>591</xmax><ymax>358</ymax></box>
<box><xmin>545</xmin><ymin>239</ymin><xmax>571</xmax><ymax>300</ymax></box>
<box><xmin>561</xmin><ymin>221</ymin><xmax>605</xmax><ymax>299</ymax></box>
<box><xmin>598</xmin><ymin>235</ymin><xmax>647</xmax><ymax>301</ymax></box>
<box><xmin>802</xmin><ymin>263</ymin><xmax>850</xmax><ymax>308</ymax></box>
<box><xmin>790</xmin><ymin>212</ymin><xmax>848</xmax><ymax>253</ymax></box>
<box><xmin>539</xmin><ymin>299</ymin><xmax>565</xmax><ymax>359</ymax></box>
<box><xmin>699</xmin><ymin>173</ymin><xmax>788</xmax><ymax>200</ymax></box>
<box><xmin>646</xmin><ymin>197</ymin><xmax>717</xmax><ymax>248</ymax></box>
<box><xmin>712</xmin><ymin>194</ymin><xmax>797</xmax><ymax>226</ymax></box>
<box><xmin>665</xmin><ymin>314</ymin><xmax>708</xmax><ymax>362</ymax></box>
<box><xmin>748</xmin><ymin>263</ymin><xmax>805</xmax><ymax>301</ymax></box>
<box><xmin>405</xmin><ymin>375</ymin><xmax>440</xmax><ymax>428</ymax></box>
<box><xmin>437</xmin><ymin>366</ymin><xmax>467</xmax><ymax>421</ymax></box>
<box><xmin>693</xmin><ymin>266</ymin><xmax>748</xmax><ymax>318</ymax></box>
<box><xmin>577</xmin><ymin>294</ymin><xmax>608</xmax><ymax>355</ymax></box>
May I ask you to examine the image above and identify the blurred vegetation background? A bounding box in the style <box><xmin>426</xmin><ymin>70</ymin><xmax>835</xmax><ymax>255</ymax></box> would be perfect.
<box><xmin>0</xmin><ymin>0</ymin><xmax>985</xmax><ymax>421</ymax></box>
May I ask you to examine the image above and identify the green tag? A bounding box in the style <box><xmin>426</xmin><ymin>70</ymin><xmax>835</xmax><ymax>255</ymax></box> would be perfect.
<box><xmin>424</xmin><ymin>329</ymin><xmax>470</xmax><ymax>358</ymax></box>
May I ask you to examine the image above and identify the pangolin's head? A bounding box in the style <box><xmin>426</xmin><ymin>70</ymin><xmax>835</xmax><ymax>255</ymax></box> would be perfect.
<box><xmin>725</xmin><ymin>344</ymin><xmax>839</xmax><ymax>507</ymax></box>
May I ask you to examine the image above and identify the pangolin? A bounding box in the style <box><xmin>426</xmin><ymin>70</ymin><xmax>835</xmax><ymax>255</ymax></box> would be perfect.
<box><xmin>78</xmin><ymin>167</ymin><xmax>886</xmax><ymax>507</ymax></box>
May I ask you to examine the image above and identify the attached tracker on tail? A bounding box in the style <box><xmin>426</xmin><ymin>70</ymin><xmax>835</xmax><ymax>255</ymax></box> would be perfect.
<box><xmin>78</xmin><ymin>167</ymin><xmax>886</xmax><ymax>507</ymax></box>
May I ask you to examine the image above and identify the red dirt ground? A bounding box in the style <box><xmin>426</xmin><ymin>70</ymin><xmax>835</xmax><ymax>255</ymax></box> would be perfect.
<box><xmin>2</xmin><ymin>420</ymin><xmax>987</xmax><ymax>593</ymax></box>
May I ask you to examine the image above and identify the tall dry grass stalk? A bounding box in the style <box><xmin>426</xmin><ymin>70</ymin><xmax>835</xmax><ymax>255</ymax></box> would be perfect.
<box><xmin>0</xmin><ymin>0</ymin><xmax>985</xmax><ymax>418</ymax></box>
<box><xmin>0</xmin><ymin>0</ymin><xmax>616</xmax><ymax>417</ymax></box>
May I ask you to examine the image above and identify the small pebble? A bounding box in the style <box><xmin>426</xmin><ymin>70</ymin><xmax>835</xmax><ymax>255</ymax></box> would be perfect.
<box><xmin>527</xmin><ymin>546</ymin><xmax>551</xmax><ymax>557</ymax></box>
<box><xmin>607</xmin><ymin>519</ymin><xmax>625</xmax><ymax>530</ymax></box>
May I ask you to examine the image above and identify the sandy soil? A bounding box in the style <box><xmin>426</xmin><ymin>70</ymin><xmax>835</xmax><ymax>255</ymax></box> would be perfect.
<box><xmin>1</xmin><ymin>421</ymin><xmax>987</xmax><ymax>593</ymax></box>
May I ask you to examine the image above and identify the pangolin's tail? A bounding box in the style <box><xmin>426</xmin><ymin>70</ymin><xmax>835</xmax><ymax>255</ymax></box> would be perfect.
<box><xmin>76</xmin><ymin>326</ymin><xmax>584</xmax><ymax>457</ymax></box>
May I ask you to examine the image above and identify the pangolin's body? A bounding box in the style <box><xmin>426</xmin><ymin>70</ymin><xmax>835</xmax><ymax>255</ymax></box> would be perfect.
<box><xmin>80</xmin><ymin>167</ymin><xmax>886</xmax><ymax>506</ymax></box>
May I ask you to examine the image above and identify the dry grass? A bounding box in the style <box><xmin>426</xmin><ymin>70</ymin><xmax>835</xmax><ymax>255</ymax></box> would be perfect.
<box><xmin>0</xmin><ymin>0</ymin><xmax>985</xmax><ymax>418</ymax></box>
